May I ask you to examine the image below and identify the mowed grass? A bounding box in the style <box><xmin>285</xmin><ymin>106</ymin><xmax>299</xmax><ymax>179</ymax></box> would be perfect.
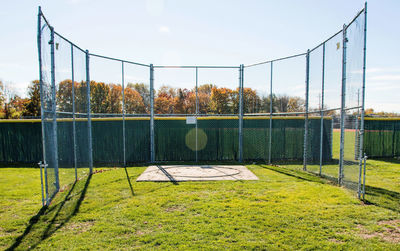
<box><xmin>0</xmin><ymin>162</ymin><xmax>399</xmax><ymax>250</ymax></box>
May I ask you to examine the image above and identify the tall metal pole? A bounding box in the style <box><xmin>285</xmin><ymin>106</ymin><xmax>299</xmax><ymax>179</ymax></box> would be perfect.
<box><xmin>50</xmin><ymin>26</ymin><xmax>60</xmax><ymax>192</ymax></box>
<box><xmin>238</xmin><ymin>64</ymin><xmax>244</xmax><ymax>162</ymax></box>
<box><xmin>358</xmin><ymin>3</ymin><xmax>367</xmax><ymax>198</ymax></box>
<box><xmin>319</xmin><ymin>43</ymin><xmax>326</xmax><ymax>175</ymax></box>
<box><xmin>195</xmin><ymin>67</ymin><xmax>198</xmax><ymax>162</ymax></box>
<box><xmin>150</xmin><ymin>64</ymin><xmax>155</xmax><ymax>163</ymax></box>
<box><xmin>339</xmin><ymin>24</ymin><xmax>348</xmax><ymax>186</ymax></box>
<box><xmin>303</xmin><ymin>50</ymin><xmax>310</xmax><ymax>171</ymax></box>
<box><xmin>269</xmin><ymin>62</ymin><xmax>273</xmax><ymax>164</ymax></box>
<box><xmin>71</xmin><ymin>44</ymin><xmax>77</xmax><ymax>181</ymax></box>
<box><xmin>122</xmin><ymin>61</ymin><xmax>126</xmax><ymax>167</ymax></box>
<box><xmin>37</xmin><ymin>6</ymin><xmax>46</xmax><ymax>206</ymax></box>
<box><xmin>86</xmin><ymin>50</ymin><xmax>93</xmax><ymax>173</ymax></box>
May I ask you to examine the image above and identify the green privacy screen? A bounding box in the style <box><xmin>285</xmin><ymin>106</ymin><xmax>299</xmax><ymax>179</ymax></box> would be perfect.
<box><xmin>364</xmin><ymin>118</ymin><xmax>400</xmax><ymax>158</ymax></box>
<box><xmin>0</xmin><ymin>117</ymin><xmax>332</xmax><ymax>164</ymax></box>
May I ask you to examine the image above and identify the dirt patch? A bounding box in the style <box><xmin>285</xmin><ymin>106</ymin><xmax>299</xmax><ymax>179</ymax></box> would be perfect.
<box><xmin>64</xmin><ymin>221</ymin><xmax>95</xmax><ymax>234</ymax></box>
<box><xmin>165</xmin><ymin>205</ymin><xmax>186</xmax><ymax>213</ymax></box>
<box><xmin>357</xmin><ymin>220</ymin><xmax>400</xmax><ymax>244</ymax></box>
<box><xmin>328</xmin><ymin>238</ymin><xmax>344</xmax><ymax>244</ymax></box>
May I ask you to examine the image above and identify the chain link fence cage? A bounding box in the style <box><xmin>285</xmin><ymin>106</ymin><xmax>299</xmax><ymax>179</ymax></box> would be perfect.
<box><xmin>37</xmin><ymin>4</ymin><xmax>367</xmax><ymax>205</ymax></box>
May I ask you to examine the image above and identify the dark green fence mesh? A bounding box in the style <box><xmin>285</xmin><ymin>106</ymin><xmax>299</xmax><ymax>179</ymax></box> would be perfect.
<box><xmin>0</xmin><ymin>117</ymin><xmax>332</xmax><ymax>164</ymax></box>
<box><xmin>364</xmin><ymin>118</ymin><xmax>400</xmax><ymax>158</ymax></box>
<box><xmin>0</xmin><ymin>121</ymin><xmax>42</xmax><ymax>163</ymax></box>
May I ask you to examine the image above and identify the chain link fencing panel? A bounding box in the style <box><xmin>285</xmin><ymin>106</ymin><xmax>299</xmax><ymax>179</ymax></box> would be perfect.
<box><xmin>341</xmin><ymin>10</ymin><xmax>366</xmax><ymax>192</ymax></box>
<box><xmin>37</xmin><ymin>6</ymin><xmax>367</xmax><ymax>205</ymax></box>
<box><xmin>39</xmin><ymin>16</ymin><xmax>59</xmax><ymax>203</ymax></box>
<box><xmin>243</xmin><ymin>63</ymin><xmax>271</xmax><ymax>162</ymax></box>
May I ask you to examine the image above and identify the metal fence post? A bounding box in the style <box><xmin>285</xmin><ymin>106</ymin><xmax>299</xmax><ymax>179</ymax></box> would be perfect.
<box><xmin>71</xmin><ymin>44</ymin><xmax>77</xmax><ymax>181</ymax></box>
<box><xmin>86</xmin><ymin>50</ymin><xmax>93</xmax><ymax>173</ymax></box>
<box><xmin>195</xmin><ymin>67</ymin><xmax>198</xmax><ymax>162</ymax></box>
<box><xmin>238</xmin><ymin>64</ymin><xmax>244</xmax><ymax>162</ymax></box>
<box><xmin>37</xmin><ymin>6</ymin><xmax>47</xmax><ymax>206</ymax></box>
<box><xmin>122</xmin><ymin>61</ymin><xmax>126</xmax><ymax>167</ymax></box>
<box><xmin>303</xmin><ymin>49</ymin><xmax>310</xmax><ymax>171</ymax></box>
<box><xmin>150</xmin><ymin>64</ymin><xmax>155</xmax><ymax>163</ymax></box>
<box><xmin>269</xmin><ymin>62</ymin><xmax>273</xmax><ymax>164</ymax></box>
<box><xmin>339</xmin><ymin>24</ymin><xmax>348</xmax><ymax>186</ymax></box>
<box><xmin>50</xmin><ymin>26</ymin><xmax>60</xmax><ymax>191</ymax></box>
<box><xmin>358</xmin><ymin>4</ymin><xmax>368</xmax><ymax>198</ymax></box>
<box><xmin>362</xmin><ymin>153</ymin><xmax>367</xmax><ymax>201</ymax></box>
<box><xmin>319</xmin><ymin>43</ymin><xmax>326</xmax><ymax>175</ymax></box>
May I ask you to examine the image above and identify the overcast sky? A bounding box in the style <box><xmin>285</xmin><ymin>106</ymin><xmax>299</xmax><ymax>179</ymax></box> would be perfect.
<box><xmin>0</xmin><ymin>0</ymin><xmax>399</xmax><ymax>112</ymax></box>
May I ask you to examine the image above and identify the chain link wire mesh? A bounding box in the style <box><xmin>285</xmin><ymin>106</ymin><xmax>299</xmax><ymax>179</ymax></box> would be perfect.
<box><xmin>242</xmin><ymin>63</ymin><xmax>270</xmax><ymax>162</ymax></box>
<box><xmin>89</xmin><ymin>55</ymin><xmax>124</xmax><ymax>166</ymax></box>
<box><xmin>39</xmin><ymin>15</ymin><xmax>59</xmax><ymax>203</ymax></box>
<box><xmin>38</xmin><ymin>6</ymin><xmax>367</xmax><ymax>204</ymax></box>
<box><xmin>341</xmin><ymin>10</ymin><xmax>366</xmax><ymax>192</ymax></box>
<box><xmin>124</xmin><ymin>63</ymin><xmax>151</xmax><ymax>164</ymax></box>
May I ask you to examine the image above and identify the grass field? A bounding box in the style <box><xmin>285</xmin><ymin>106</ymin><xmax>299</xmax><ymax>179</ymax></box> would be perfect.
<box><xmin>0</xmin><ymin>160</ymin><xmax>399</xmax><ymax>249</ymax></box>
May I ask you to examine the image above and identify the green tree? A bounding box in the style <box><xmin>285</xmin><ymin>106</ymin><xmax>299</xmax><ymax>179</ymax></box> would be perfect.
<box><xmin>90</xmin><ymin>81</ymin><xmax>111</xmax><ymax>113</ymax></box>
<box><xmin>57</xmin><ymin>79</ymin><xmax>73</xmax><ymax>112</ymax></box>
<box><xmin>23</xmin><ymin>80</ymin><xmax>41</xmax><ymax>117</ymax></box>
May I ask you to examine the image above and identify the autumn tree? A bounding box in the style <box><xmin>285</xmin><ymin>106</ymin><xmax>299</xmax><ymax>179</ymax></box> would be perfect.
<box><xmin>209</xmin><ymin>87</ymin><xmax>232</xmax><ymax>114</ymax></box>
<box><xmin>127</xmin><ymin>83</ymin><xmax>150</xmax><ymax>113</ymax></box>
<box><xmin>0</xmin><ymin>81</ymin><xmax>5</xmax><ymax>114</ymax></box>
<box><xmin>287</xmin><ymin>96</ymin><xmax>305</xmax><ymax>112</ymax></box>
<box><xmin>197</xmin><ymin>84</ymin><xmax>213</xmax><ymax>114</ymax></box>
<box><xmin>4</xmin><ymin>95</ymin><xmax>28</xmax><ymax>119</ymax></box>
<box><xmin>109</xmin><ymin>84</ymin><xmax>122</xmax><ymax>113</ymax></box>
<box><xmin>124</xmin><ymin>87</ymin><xmax>146</xmax><ymax>114</ymax></box>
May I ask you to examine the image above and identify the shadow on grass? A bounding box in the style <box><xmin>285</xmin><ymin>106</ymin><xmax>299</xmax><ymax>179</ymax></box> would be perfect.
<box><xmin>368</xmin><ymin>157</ymin><xmax>400</xmax><ymax>165</ymax></box>
<box><xmin>124</xmin><ymin>167</ymin><xmax>135</xmax><ymax>196</ymax></box>
<box><xmin>6</xmin><ymin>174</ymin><xmax>92</xmax><ymax>251</ymax></box>
<box><xmin>364</xmin><ymin>185</ymin><xmax>400</xmax><ymax>213</ymax></box>
<box><xmin>259</xmin><ymin>164</ymin><xmax>327</xmax><ymax>184</ymax></box>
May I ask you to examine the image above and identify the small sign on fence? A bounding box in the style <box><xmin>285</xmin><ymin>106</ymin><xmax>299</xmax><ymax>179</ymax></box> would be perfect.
<box><xmin>186</xmin><ymin>116</ymin><xmax>197</xmax><ymax>124</ymax></box>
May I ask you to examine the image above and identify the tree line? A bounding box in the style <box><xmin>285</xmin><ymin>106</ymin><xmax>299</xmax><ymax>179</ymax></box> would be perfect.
<box><xmin>0</xmin><ymin>79</ymin><xmax>324</xmax><ymax>118</ymax></box>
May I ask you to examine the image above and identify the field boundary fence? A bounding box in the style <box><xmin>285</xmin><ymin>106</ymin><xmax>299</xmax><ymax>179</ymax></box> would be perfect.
<box><xmin>37</xmin><ymin>4</ymin><xmax>367</xmax><ymax>205</ymax></box>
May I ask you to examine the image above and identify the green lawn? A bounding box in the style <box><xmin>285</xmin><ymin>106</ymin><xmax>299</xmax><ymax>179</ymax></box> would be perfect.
<box><xmin>0</xmin><ymin>161</ymin><xmax>399</xmax><ymax>250</ymax></box>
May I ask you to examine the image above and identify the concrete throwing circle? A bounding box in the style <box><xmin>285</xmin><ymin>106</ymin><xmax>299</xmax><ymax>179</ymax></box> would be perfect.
<box><xmin>160</xmin><ymin>165</ymin><xmax>241</xmax><ymax>178</ymax></box>
<box><xmin>136</xmin><ymin>165</ymin><xmax>259</xmax><ymax>181</ymax></box>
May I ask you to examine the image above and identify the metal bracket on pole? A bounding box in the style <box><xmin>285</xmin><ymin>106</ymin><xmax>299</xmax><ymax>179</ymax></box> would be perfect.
<box><xmin>150</xmin><ymin>64</ymin><xmax>155</xmax><ymax>163</ymax></box>
<box><xmin>339</xmin><ymin>24</ymin><xmax>348</xmax><ymax>186</ymax></box>
<box><xmin>86</xmin><ymin>50</ymin><xmax>93</xmax><ymax>173</ymax></box>
<box><xmin>362</xmin><ymin>153</ymin><xmax>367</xmax><ymax>201</ymax></box>
<box><xmin>238</xmin><ymin>64</ymin><xmax>244</xmax><ymax>162</ymax></box>
<box><xmin>303</xmin><ymin>49</ymin><xmax>310</xmax><ymax>171</ymax></box>
<box><xmin>38</xmin><ymin>161</ymin><xmax>47</xmax><ymax>206</ymax></box>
